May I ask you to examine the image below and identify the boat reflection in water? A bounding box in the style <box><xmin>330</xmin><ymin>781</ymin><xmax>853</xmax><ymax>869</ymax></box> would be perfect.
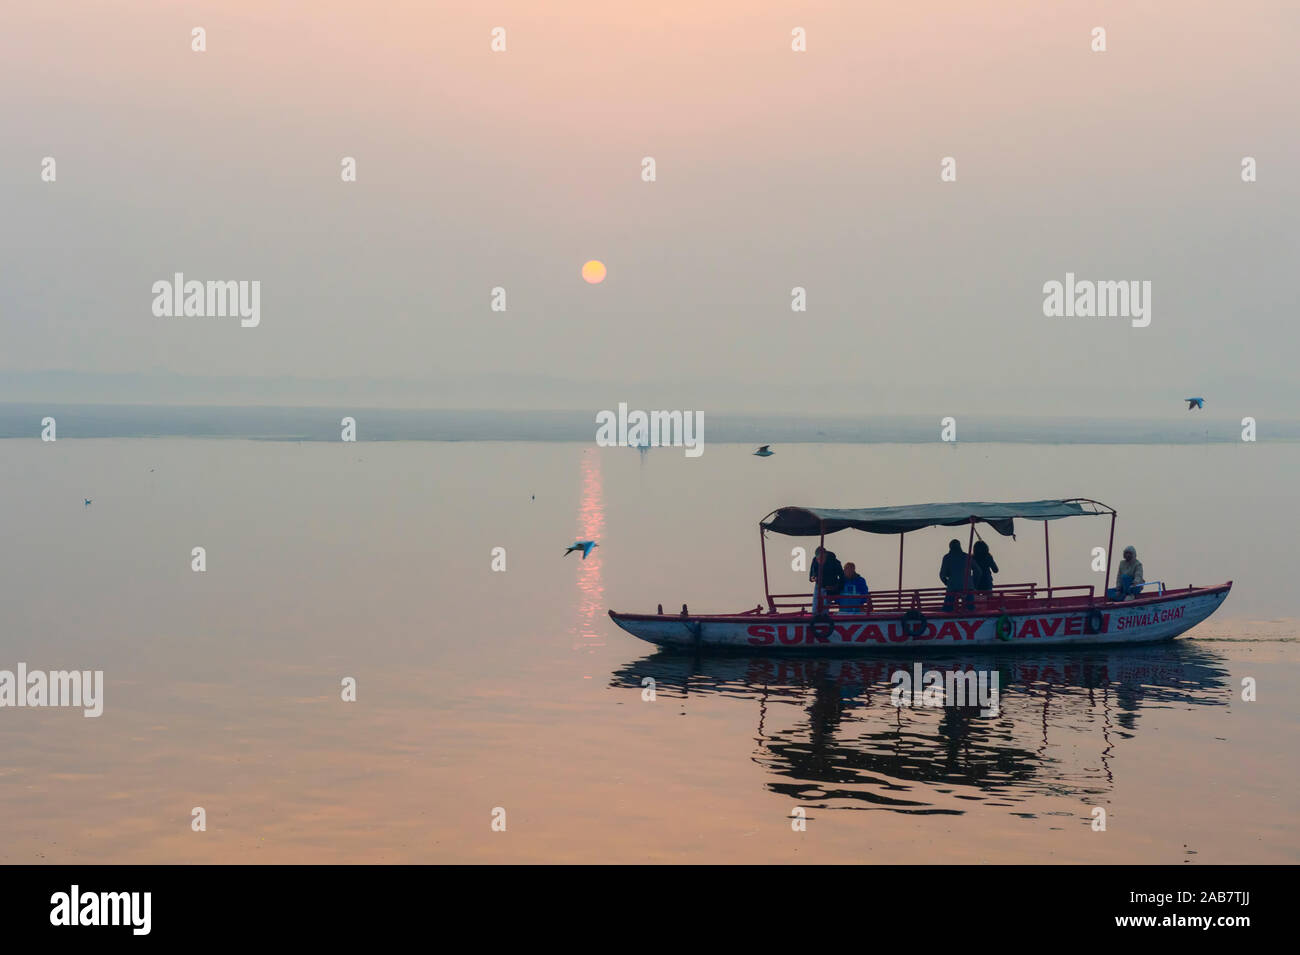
<box><xmin>609</xmin><ymin>643</ymin><xmax>1229</xmax><ymax>813</ymax></box>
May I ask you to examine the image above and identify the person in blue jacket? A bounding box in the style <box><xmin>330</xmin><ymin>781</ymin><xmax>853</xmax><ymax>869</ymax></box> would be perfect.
<box><xmin>839</xmin><ymin>562</ymin><xmax>870</xmax><ymax>611</ymax></box>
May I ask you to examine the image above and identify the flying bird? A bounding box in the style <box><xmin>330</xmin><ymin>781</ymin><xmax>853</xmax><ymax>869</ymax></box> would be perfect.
<box><xmin>83</xmin><ymin>499</ymin><xmax>92</xmax><ymax>507</ymax></box>
<box><xmin>564</xmin><ymin>540</ymin><xmax>598</xmax><ymax>559</ymax></box>
<box><xmin>753</xmin><ymin>445</ymin><xmax>774</xmax><ymax>457</ymax></box>
<box><xmin>1185</xmin><ymin>397</ymin><xmax>1205</xmax><ymax>410</ymax></box>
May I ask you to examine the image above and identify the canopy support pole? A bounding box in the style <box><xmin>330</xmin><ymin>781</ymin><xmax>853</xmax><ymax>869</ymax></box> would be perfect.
<box><xmin>1104</xmin><ymin>512</ymin><xmax>1116</xmax><ymax>604</ymax></box>
<box><xmin>759</xmin><ymin>525</ymin><xmax>772</xmax><ymax>612</ymax></box>
<box><xmin>897</xmin><ymin>533</ymin><xmax>904</xmax><ymax>595</ymax></box>
<box><xmin>814</xmin><ymin>522</ymin><xmax>826</xmax><ymax>613</ymax></box>
<box><xmin>963</xmin><ymin>518</ymin><xmax>975</xmax><ymax>609</ymax></box>
<box><xmin>1044</xmin><ymin>520</ymin><xmax>1052</xmax><ymax>607</ymax></box>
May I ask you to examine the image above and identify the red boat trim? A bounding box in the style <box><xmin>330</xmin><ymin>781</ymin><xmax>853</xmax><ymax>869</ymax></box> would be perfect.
<box><xmin>609</xmin><ymin>582</ymin><xmax>1233</xmax><ymax>624</ymax></box>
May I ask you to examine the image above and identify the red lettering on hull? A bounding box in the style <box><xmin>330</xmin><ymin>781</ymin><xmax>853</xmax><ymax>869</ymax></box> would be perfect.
<box><xmin>934</xmin><ymin>621</ymin><xmax>960</xmax><ymax>641</ymax></box>
<box><xmin>857</xmin><ymin>625</ymin><xmax>887</xmax><ymax>644</ymax></box>
<box><xmin>746</xmin><ymin>606</ymin><xmax>1142</xmax><ymax>648</ymax></box>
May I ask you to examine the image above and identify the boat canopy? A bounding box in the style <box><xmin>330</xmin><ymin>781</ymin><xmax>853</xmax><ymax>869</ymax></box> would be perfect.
<box><xmin>761</xmin><ymin>499</ymin><xmax>1112</xmax><ymax>538</ymax></box>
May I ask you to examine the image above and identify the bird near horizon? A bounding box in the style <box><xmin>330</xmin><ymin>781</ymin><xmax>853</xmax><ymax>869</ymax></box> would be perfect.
<box><xmin>1185</xmin><ymin>397</ymin><xmax>1205</xmax><ymax>410</ymax></box>
<box><xmin>564</xmin><ymin>540</ymin><xmax>598</xmax><ymax>559</ymax></box>
<box><xmin>754</xmin><ymin>445</ymin><xmax>774</xmax><ymax>457</ymax></box>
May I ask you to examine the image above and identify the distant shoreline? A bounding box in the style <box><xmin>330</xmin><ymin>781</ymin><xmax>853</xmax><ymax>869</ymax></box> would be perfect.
<box><xmin>2</xmin><ymin>402</ymin><xmax>1294</xmax><ymax>444</ymax></box>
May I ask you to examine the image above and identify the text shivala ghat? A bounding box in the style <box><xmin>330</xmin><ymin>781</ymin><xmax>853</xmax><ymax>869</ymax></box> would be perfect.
<box><xmin>608</xmin><ymin>499</ymin><xmax>1231</xmax><ymax>650</ymax></box>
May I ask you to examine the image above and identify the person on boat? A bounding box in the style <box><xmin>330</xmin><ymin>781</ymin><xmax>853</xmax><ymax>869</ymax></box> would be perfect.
<box><xmin>1114</xmin><ymin>545</ymin><xmax>1145</xmax><ymax>600</ymax></box>
<box><xmin>939</xmin><ymin>539</ymin><xmax>974</xmax><ymax>611</ymax></box>
<box><xmin>971</xmin><ymin>539</ymin><xmax>999</xmax><ymax>597</ymax></box>
<box><xmin>810</xmin><ymin>546</ymin><xmax>844</xmax><ymax>611</ymax></box>
<box><xmin>839</xmin><ymin>562</ymin><xmax>869</xmax><ymax>611</ymax></box>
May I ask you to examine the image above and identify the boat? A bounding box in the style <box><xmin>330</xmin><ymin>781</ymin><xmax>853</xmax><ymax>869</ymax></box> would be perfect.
<box><xmin>608</xmin><ymin>499</ymin><xmax>1231</xmax><ymax>650</ymax></box>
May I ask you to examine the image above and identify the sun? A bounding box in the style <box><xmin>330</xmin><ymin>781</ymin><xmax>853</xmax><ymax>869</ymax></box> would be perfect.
<box><xmin>581</xmin><ymin>260</ymin><xmax>607</xmax><ymax>284</ymax></box>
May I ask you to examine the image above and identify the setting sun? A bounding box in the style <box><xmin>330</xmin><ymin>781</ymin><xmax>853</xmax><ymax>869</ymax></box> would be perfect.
<box><xmin>581</xmin><ymin>260</ymin><xmax>606</xmax><ymax>284</ymax></box>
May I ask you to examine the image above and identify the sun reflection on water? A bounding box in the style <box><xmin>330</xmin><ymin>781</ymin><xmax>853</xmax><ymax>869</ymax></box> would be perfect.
<box><xmin>573</xmin><ymin>451</ymin><xmax>605</xmax><ymax>653</ymax></box>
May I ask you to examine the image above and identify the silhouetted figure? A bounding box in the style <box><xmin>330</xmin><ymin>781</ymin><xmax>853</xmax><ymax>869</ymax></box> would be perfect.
<box><xmin>972</xmin><ymin>539</ymin><xmax>999</xmax><ymax>596</ymax></box>
<box><xmin>940</xmin><ymin>539</ymin><xmax>974</xmax><ymax>612</ymax></box>
<box><xmin>810</xmin><ymin>546</ymin><xmax>844</xmax><ymax>611</ymax></box>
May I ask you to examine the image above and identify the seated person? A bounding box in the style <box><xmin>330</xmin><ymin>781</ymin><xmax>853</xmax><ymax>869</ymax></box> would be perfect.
<box><xmin>839</xmin><ymin>562</ymin><xmax>869</xmax><ymax>611</ymax></box>
<box><xmin>1110</xmin><ymin>545</ymin><xmax>1145</xmax><ymax>600</ymax></box>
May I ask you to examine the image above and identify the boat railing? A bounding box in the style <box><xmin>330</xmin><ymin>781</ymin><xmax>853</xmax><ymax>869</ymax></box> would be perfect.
<box><xmin>767</xmin><ymin>582</ymin><xmax>1096</xmax><ymax>614</ymax></box>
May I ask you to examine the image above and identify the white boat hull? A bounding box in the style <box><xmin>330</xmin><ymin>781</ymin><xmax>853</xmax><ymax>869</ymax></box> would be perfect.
<box><xmin>609</xmin><ymin>584</ymin><xmax>1231</xmax><ymax>651</ymax></box>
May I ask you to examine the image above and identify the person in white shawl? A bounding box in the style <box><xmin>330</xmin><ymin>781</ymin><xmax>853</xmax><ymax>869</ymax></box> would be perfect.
<box><xmin>1115</xmin><ymin>546</ymin><xmax>1145</xmax><ymax>599</ymax></box>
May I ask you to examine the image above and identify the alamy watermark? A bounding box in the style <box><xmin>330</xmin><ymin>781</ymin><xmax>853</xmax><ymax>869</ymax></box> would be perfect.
<box><xmin>595</xmin><ymin>402</ymin><xmax>703</xmax><ymax>457</ymax></box>
<box><xmin>0</xmin><ymin>664</ymin><xmax>103</xmax><ymax>717</ymax></box>
<box><xmin>152</xmin><ymin>273</ymin><xmax>260</xmax><ymax>327</ymax></box>
<box><xmin>1042</xmin><ymin>272</ymin><xmax>1150</xmax><ymax>328</ymax></box>
<box><xmin>890</xmin><ymin>663</ymin><xmax>999</xmax><ymax>716</ymax></box>
<box><xmin>50</xmin><ymin>885</ymin><xmax>150</xmax><ymax>935</ymax></box>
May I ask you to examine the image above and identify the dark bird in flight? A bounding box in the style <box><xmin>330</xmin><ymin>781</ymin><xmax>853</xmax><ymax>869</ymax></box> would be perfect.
<box><xmin>1185</xmin><ymin>397</ymin><xmax>1205</xmax><ymax>410</ymax></box>
<box><xmin>564</xmin><ymin>540</ymin><xmax>598</xmax><ymax>559</ymax></box>
<box><xmin>753</xmin><ymin>445</ymin><xmax>774</xmax><ymax>457</ymax></box>
<box><xmin>83</xmin><ymin>499</ymin><xmax>92</xmax><ymax>507</ymax></box>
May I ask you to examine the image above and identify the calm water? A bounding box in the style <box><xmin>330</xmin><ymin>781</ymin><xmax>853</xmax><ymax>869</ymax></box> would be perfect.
<box><xmin>0</xmin><ymin>438</ymin><xmax>1295</xmax><ymax>863</ymax></box>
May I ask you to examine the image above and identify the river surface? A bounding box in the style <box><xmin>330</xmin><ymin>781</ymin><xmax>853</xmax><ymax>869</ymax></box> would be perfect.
<box><xmin>0</xmin><ymin>438</ymin><xmax>1294</xmax><ymax>862</ymax></box>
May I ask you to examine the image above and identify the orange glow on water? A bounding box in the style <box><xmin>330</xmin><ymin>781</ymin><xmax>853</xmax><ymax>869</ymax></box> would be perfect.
<box><xmin>573</xmin><ymin>451</ymin><xmax>605</xmax><ymax>652</ymax></box>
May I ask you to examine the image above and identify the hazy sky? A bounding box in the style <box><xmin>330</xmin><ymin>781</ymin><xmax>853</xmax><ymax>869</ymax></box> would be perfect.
<box><xmin>3</xmin><ymin>1</ymin><xmax>1298</xmax><ymax>414</ymax></box>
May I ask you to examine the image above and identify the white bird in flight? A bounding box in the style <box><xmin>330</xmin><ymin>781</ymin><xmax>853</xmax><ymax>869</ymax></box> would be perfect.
<box><xmin>753</xmin><ymin>445</ymin><xmax>774</xmax><ymax>457</ymax></box>
<box><xmin>564</xmin><ymin>540</ymin><xmax>599</xmax><ymax>559</ymax></box>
